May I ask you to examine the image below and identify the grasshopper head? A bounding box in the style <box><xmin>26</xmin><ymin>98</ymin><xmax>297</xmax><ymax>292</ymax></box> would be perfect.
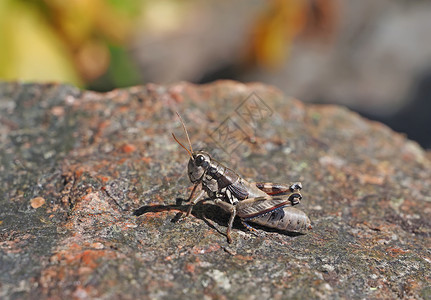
<box><xmin>172</xmin><ymin>112</ymin><xmax>212</xmax><ymax>183</ymax></box>
<box><xmin>188</xmin><ymin>151</ymin><xmax>211</xmax><ymax>183</ymax></box>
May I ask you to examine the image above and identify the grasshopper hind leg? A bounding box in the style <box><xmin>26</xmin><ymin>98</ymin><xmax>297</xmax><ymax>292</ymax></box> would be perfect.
<box><xmin>254</xmin><ymin>182</ymin><xmax>303</xmax><ymax>196</ymax></box>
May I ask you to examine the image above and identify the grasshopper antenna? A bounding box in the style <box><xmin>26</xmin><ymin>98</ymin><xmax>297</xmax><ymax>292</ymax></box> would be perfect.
<box><xmin>172</xmin><ymin>112</ymin><xmax>193</xmax><ymax>158</ymax></box>
<box><xmin>172</xmin><ymin>133</ymin><xmax>193</xmax><ymax>158</ymax></box>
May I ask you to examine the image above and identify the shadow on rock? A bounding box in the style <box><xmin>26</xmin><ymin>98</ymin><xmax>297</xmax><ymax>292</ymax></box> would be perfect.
<box><xmin>133</xmin><ymin>198</ymin><xmax>307</xmax><ymax>238</ymax></box>
<box><xmin>132</xmin><ymin>197</ymin><xmax>187</xmax><ymax>217</ymax></box>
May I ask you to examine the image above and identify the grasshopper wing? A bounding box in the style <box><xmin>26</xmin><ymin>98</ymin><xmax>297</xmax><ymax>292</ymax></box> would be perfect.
<box><xmin>236</xmin><ymin>195</ymin><xmax>298</xmax><ymax>219</ymax></box>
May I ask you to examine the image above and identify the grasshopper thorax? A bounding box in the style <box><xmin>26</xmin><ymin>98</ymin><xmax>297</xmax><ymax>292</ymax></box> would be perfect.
<box><xmin>188</xmin><ymin>151</ymin><xmax>212</xmax><ymax>183</ymax></box>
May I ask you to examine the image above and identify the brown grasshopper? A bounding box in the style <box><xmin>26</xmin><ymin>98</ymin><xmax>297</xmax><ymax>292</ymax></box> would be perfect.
<box><xmin>172</xmin><ymin>112</ymin><xmax>312</xmax><ymax>243</ymax></box>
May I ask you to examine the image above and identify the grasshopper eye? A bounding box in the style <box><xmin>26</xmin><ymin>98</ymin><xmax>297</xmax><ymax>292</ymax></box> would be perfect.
<box><xmin>195</xmin><ymin>155</ymin><xmax>205</xmax><ymax>166</ymax></box>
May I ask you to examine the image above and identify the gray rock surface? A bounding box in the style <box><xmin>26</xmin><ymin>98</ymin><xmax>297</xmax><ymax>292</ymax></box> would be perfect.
<box><xmin>0</xmin><ymin>81</ymin><xmax>430</xmax><ymax>299</ymax></box>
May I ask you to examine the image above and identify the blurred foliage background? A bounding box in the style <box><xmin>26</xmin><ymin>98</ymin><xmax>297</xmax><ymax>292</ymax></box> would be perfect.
<box><xmin>1</xmin><ymin>0</ymin><xmax>430</xmax><ymax>148</ymax></box>
<box><xmin>0</xmin><ymin>0</ymin><xmax>142</xmax><ymax>89</ymax></box>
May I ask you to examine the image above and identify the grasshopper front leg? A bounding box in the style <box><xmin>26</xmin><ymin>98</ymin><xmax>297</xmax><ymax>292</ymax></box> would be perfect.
<box><xmin>185</xmin><ymin>184</ymin><xmax>206</xmax><ymax>217</ymax></box>
<box><xmin>185</xmin><ymin>183</ymin><xmax>238</xmax><ymax>243</ymax></box>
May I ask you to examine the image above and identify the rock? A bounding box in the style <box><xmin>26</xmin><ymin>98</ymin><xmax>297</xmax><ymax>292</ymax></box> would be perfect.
<box><xmin>0</xmin><ymin>81</ymin><xmax>430</xmax><ymax>299</ymax></box>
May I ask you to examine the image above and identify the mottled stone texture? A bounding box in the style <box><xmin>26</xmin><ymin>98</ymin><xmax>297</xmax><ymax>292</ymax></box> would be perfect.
<box><xmin>0</xmin><ymin>81</ymin><xmax>430</xmax><ymax>299</ymax></box>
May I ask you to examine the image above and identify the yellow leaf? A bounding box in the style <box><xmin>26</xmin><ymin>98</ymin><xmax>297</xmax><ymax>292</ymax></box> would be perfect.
<box><xmin>0</xmin><ymin>0</ymin><xmax>81</xmax><ymax>85</ymax></box>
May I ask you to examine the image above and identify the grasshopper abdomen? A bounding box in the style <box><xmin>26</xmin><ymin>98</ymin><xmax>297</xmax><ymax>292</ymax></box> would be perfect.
<box><xmin>244</xmin><ymin>206</ymin><xmax>312</xmax><ymax>233</ymax></box>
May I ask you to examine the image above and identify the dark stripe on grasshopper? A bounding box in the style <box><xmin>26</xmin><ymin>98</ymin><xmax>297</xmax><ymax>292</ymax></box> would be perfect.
<box><xmin>243</xmin><ymin>204</ymin><xmax>287</xmax><ymax>220</ymax></box>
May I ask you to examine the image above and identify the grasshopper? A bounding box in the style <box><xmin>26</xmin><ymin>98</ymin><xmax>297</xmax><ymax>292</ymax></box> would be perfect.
<box><xmin>172</xmin><ymin>112</ymin><xmax>311</xmax><ymax>243</ymax></box>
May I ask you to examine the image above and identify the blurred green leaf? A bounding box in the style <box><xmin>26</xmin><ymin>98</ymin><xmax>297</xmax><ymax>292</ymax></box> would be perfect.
<box><xmin>109</xmin><ymin>45</ymin><xmax>142</xmax><ymax>88</ymax></box>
